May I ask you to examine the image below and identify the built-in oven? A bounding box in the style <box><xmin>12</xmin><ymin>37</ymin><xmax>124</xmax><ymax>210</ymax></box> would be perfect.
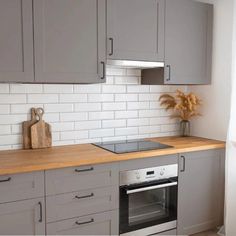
<box><xmin>119</xmin><ymin>164</ymin><xmax>178</xmax><ymax>236</ymax></box>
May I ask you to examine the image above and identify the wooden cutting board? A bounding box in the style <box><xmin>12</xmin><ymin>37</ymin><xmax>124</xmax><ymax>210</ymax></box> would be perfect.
<box><xmin>22</xmin><ymin>108</ymin><xmax>38</xmax><ymax>149</ymax></box>
<box><xmin>31</xmin><ymin>108</ymin><xmax>52</xmax><ymax>149</ymax></box>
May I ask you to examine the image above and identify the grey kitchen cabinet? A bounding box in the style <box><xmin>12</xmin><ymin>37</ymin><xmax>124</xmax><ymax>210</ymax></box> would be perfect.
<box><xmin>0</xmin><ymin>198</ymin><xmax>45</xmax><ymax>235</ymax></box>
<box><xmin>0</xmin><ymin>0</ymin><xmax>34</xmax><ymax>83</ymax></box>
<box><xmin>164</xmin><ymin>0</ymin><xmax>213</xmax><ymax>85</ymax></box>
<box><xmin>142</xmin><ymin>0</ymin><xmax>213</xmax><ymax>85</ymax></box>
<box><xmin>46</xmin><ymin>210</ymin><xmax>119</xmax><ymax>235</ymax></box>
<box><xmin>33</xmin><ymin>0</ymin><xmax>106</xmax><ymax>83</ymax></box>
<box><xmin>177</xmin><ymin>149</ymin><xmax>225</xmax><ymax>235</ymax></box>
<box><xmin>107</xmin><ymin>0</ymin><xmax>165</xmax><ymax>62</ymax></box>
<box><xmin>0</xmin><ymin>171</ymin><xmax>44</xmax><ymax>204</ymax></box>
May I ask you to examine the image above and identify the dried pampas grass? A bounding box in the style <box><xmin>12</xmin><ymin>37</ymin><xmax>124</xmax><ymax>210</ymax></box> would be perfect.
<box><xmin>159</xmin><ymin>90</ymin><xmax>201</xmax><ymax>121</ymax></box>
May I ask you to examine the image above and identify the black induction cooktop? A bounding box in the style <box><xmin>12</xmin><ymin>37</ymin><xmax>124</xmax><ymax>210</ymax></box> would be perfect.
<box><xmin>93</xmin><ymin>139</ymin><xmax>173</xmax><ymax>154</ymax></box>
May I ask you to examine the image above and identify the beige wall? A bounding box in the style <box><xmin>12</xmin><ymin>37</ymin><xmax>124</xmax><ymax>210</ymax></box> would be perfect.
<box><xmin>189</xmin><ymin>0</ymin><xmax>233</xmax><ymax>141</ymax></box>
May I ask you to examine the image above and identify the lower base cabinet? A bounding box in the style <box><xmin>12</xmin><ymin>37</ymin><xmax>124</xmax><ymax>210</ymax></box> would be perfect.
<box><xmin>177</xmin><ymin>150</ymin><xmax>225</xmax><ymax>235</ymax></box>
<box><xmin>46</xmin><ymin>210</ymin><xmax>119</xmax><ymax>235</ymax></box>
<box><xmin>0</xmin><ymin>198</ymin><xmax>45</xmax><ymax>235</ymax></box>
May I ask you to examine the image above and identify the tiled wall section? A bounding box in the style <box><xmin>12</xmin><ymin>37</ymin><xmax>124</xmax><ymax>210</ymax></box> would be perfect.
<box><xmin>0</xmin><ymin>67</ymin><xmax>186</xmax><ymax>150</ymax></box>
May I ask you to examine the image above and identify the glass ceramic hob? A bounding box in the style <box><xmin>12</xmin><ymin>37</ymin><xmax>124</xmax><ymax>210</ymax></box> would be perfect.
<box><xmin>93</xmin><ymin>139</ymin><xmax>173</xmax><ymax>154</ymax></box>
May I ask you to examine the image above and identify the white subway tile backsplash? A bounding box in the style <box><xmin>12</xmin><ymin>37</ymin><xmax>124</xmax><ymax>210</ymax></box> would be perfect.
<box><xmin>89</xmin><ymin>129</ymin><xmax>114</xmax><ymax>138</ymax></box>
<box><xmin>0</xmin><ymin>105</ymin><xmax>10</xmax><ymax>114</ymax></box>
<box><xmin>102</xmin><ymin>85</ymin><xmax>126</xmax><ymax>93</ymax></box>
<box><xmin>74</xmin><ymin>85</ymin><xmax>101</xmax><ymax>93</ymax></box>
<box><xmin>0</xmin><ymin>94</ymin><xmax>26</xmax><ymax>104</ymax></box>
<box><xmin>0</xmin><ymin>67</ymin><xmax>181</xmax><ymax>150</ymax></box>
<box><xmin>44</xmin><ymin>104</ymin><xmax>74</xmax><ymax>113</ymax></box>
<box><xmin>115</xmin><ymin>94</ymin><xmax>138</xmax><ymax>102</ymax></box>
<box><xmin>88</xmin><ymin>94</ymin><xmax>114</xmax><ymax>102</ymax></box>
<box><xmin>115</xmin><ymin>111</ymin><xmax>138</xmax><ymax>119</ymax></box>
<box><xmin>44</xmin><ymin>84</ymin><xmax>73</xmax><ymax>93</ymax></box>
<box><xmin>75</xmin><ymin>103</ymin><xmax>101</xmax><ymax>112</ymax></box>
<box><xmin>10</xmin><ymin>84</ymin><xmax>43</xmax><ymax>94</ymax></box>
<box><xmin>60</xmin><ymin>94</ymin><xmax>87</xmax><ymax>103</ymax></box>
<box><xmin>60</xmin><ymin>112</ymin><xmax>88</xmax><ymax>122</ymax></box>
<box><xmin>89</xmin><ymin>111</ymin><xmax>114</xmax><ymax>120</ymax></box>
<box><xmin>102</xmin><ymin>119</ymin><xmax>126</xmax><ymax>128</ymax></box>
<box><xmin>75</xmin><ymin>121</ymin><xmax>101</xmax><ymax>130</ymax></box>
<box><xmin>28</xmin><ymin>94</ymin><xmax>58</xmax><ymax>103</ymax></box>
<box><xmin>102</xmin><ymin>102</ymin><xmax>126</xmax><ymax>111</ymax></box>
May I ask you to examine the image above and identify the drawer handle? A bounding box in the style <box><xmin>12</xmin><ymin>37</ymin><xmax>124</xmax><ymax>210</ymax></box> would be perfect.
<box><xmin>75</xmin><ymin>167</ymin><xmax>94</xmax><ymax>173</ymax></box>
<box><xmin>76</xmin><ymin>218</ymin><xmax>94</xmax><ymax>226</ymax></box>
<box><xmin>75</xmin><ymin>193</ymin><xmax>94</xmax><ymax>200</ymax></box>
<box><xmin>0</xmin><ymin>177</ymin><xmax>11</xmax><ymax>183</ymax></box>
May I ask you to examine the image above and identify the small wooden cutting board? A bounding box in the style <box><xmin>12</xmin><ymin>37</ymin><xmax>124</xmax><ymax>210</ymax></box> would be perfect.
<box><xmin>31</xmin><ymin>108</ymin><xmax>52</xmax><ymax>149</ymax></box>
<box><xmin>22</xmin><ymin>108</ymin><xmax>38</xmax><ymax>149</ymax></box>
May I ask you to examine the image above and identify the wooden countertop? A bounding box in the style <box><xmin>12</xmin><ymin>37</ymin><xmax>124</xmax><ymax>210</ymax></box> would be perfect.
<box><xmin>0</xmin><ymin>136</ymin><xmax>225</xmax><ymax>175</ymax></box>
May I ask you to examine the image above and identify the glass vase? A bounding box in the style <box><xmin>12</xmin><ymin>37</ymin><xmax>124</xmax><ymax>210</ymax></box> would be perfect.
<box><xmin>180</xmin><ymin>120</ymin><xmax>190</xmax><ymax>137</ymax></box>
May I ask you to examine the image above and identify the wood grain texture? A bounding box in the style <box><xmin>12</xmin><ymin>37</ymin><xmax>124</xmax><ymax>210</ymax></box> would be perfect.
<box><xmin>31</xmin><ymin>108</ymin><xmax>52</xmax><ymax>149</ymax></box>
<box><xmin>0</xmin><ymin>136</ymin><xmax>225</xmax><ymax>176</ymax></box>
<box><xmin>22</xmin><ymin>108</ymin><xmax>38</xmax><ymax>149</ymax></box>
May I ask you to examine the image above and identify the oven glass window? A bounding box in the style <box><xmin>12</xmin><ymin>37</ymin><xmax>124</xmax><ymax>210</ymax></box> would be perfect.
<box><xmin>128</xmin><ymin>188</ymin><xmax>169</xmax><ymax>226</ymax></box>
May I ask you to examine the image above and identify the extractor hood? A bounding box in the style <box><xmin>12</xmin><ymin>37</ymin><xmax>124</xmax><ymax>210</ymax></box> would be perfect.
<box><xmin>106</xmin><ymin>59</ymin><xmax>164</xmax><ymax>69</ymax></box>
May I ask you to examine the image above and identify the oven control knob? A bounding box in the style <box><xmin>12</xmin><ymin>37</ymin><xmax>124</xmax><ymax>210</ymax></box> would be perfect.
<box><xmin>135</xmin><ymin>172</ymin><xmax>141</xmax><ymax>179</ymax></box>
<box><xmin>160</xmin><ymin>170</ymin><xmax>165</xmax><ymax>176</ymax></box>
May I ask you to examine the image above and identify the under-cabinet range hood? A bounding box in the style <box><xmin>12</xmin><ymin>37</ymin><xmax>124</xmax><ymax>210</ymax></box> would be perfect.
<box><xmin>106</xmin><ymin>59</ymin><xmax>164</xmax><ymax>69</ymax></box>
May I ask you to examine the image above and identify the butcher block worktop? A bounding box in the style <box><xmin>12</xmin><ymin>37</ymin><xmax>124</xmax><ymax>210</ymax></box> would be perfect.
<box><xmin>0</xmin><ymin>136</ymin><xmax>225</xmax><ymax>175</ymax></box>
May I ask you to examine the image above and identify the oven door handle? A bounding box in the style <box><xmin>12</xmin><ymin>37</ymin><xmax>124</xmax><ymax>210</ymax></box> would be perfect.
<box><xmin>126</xmin><ymin>181</ymin><xmax>178</xmax><ymax>194</ymax></box>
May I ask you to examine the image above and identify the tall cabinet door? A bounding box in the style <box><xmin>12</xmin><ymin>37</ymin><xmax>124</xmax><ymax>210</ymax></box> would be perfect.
<box><xmin>177</xmin><ymin>150</ymin><xmax>225</xmax><ymax>235</ymax></box>
<box><xmin>165</xmin><ymin>0</ymin><xmax>213</xmax><ymax>84</ymax></box>
<box><xmin>107</xmin><ymin>0</ymin><xmax>164</xmax><ymax>62</ymax></box>
<box><xmin>33</xmin><ymin>0</ymin><xmax>106</xmax><ymax>83</ymax></box>
<box><xmin>0</xmin><ymin>198</ymin><xmax>45</xmax><ymax>235</ymax></box>
<box><xmin>0</xmin><ymin>0</ymin><xmax>34</xmax><ymax>83</ymax></box>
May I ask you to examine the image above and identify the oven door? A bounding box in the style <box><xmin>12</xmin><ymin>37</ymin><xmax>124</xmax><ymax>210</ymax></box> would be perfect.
<box><xmin>120</xmin><ymin>178</ymin><xmax>177</xmax><ymax>235</ymax></box>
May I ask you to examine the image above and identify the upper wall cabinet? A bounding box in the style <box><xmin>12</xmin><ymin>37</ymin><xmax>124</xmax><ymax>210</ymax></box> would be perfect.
<box><xmin>142</xmin><ymin>0</ymin><xmax>213</xmax><ymax>85</ymax></box>
<box><xmin>33</xmin><ymin>0</ymin><xmax>106</xmax><ymax>83</ymax></box>
<box><xmin>0</xmin><ymin>0</ymin><xmax>34</xmax><ymax>83</ymax></box>
<box><xmin>107</xmin><ymin>0</ymin><xmax>165</xmax><ymax>62</ymax></box>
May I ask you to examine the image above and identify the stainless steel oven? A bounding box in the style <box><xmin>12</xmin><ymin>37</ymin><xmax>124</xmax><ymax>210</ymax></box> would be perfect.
<box><xmin>119</xmin><ymin>164</ymin><xmax>178</xmax><ymax>236</ymax></box>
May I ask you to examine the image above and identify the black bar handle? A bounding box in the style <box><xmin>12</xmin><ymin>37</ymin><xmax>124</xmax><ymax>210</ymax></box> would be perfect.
<box><xmin>38</xmin><ymin>202</ymin><xmax>43</xmax><ymax>223</ymax></box>
<box><xmin>0</xmin><ymin>177</ymin><xmax>11</xmax><ymax>183</ymax></box>
<box><xmin>166</xmin><ymin>65</ymin><xmax>171</xmax><ymax>81</ymax></box>
<box><xmin>109</xmin><ymin>38</ymin><xmax>114</xmax><ymax>56</ymax></box>
<box><xmin>180</xmin><ymin>155</ymin><xmax>186</xmax><ymax>172</ymax></box>
<box><xmin>101</xmin><ymin>61</ymin><xmax>105</xmax><ymax>80</ymax></box>
<box><xmin>75</xmin><ymin>193</ymin><xmax>94</xmax><ymax>200</ymax></box>
<box><xmin>75</xmin><ymin>167</ymin><xmax>94</xmax><ymax>173</ymax></box>
<box><xmin>76</xmin><ymin>218</ymin><xmax>94</xmax><ymax>226</ymax></box>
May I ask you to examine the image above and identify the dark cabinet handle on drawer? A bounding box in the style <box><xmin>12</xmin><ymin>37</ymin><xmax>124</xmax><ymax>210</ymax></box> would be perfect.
<box><xmin>75</xmin><ymin>193</ymin><xmax>94</xmax><ymax>200</ymax></box>
<box><xmin>180</xmin><ymin>155</ymin><xmax>186</xmax><ymax>172</ymax></box>
<box><xmin>38</xmin><ymin>202</ymin><xmax>43</xmax><ymax>223</ymax></box>
<box><xmin>101</xmin><ymin>61</ymin><xmax>105</xmax><ymax>80</ymax></box>
<box><xmin>109</xmin><ymin>37</ymin><xmax>114</xmax><ymax>56</ymax></box>
<box><xmin>0</xmin><ymin>177</ymin><xmax>11</xmax><ymax>183</ymax></box>
<box><xmin>75</xmin><ymin>167</ymin><xmax>94</xmax><ymax>173</ymax></box>
<box><xmin>76</xmin><ymin>218</ymin><xmax>94</xmax><ymax>226</ymax></box>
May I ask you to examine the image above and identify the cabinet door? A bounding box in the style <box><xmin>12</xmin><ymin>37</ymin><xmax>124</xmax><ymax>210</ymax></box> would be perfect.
<box><xmin>177</xmin><ymin>150</ymin><xmax>225</xmax><ymax>235</ymax></box>
<box><xmin>47</xmin><ymin>210</ymin><xmax>119</xmax><ymax>235</ymax></box>
<box><xmin>165</xmin><ymin>0</ymin><xmax>213</xmax><ymax>84</ymax></box>
<box><xmin>107</xmin><ymin>0</ymin><xmax>164</xmax><ymax>61</ymax></box>
<box><xmin>0</xmin><ymin>0</ymin><xmax>34</xmax><ymax>83</ymax></box>
<box><xmin>0</xmin><ymin>198</ymin><xmax>45</xmax><ymax>235</ymax></box>
<box><xmin>34</xmin><ymin>0</ymin><xmax>106</xmax><ymax>83</ymax></box>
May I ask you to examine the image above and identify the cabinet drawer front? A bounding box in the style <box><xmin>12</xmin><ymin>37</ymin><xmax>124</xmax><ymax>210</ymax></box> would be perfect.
<box><xmin>0</xmin><ymin>171</ymin><xmax>44</xmax><ymax>203</ymax></box>
<box><xmin>47</xmin><ymin>210</ymin><xmax>118</xmax><ymax>235</ymax></box>
<box><xmin>46</xmin><ymin>186</ymin><xmax>118</xmax><ymax>223</ymax></box>
<box><xmin>45</xmin><ymin>163</ymin><xmax>118</xmax><ymax>195</ymax></box>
